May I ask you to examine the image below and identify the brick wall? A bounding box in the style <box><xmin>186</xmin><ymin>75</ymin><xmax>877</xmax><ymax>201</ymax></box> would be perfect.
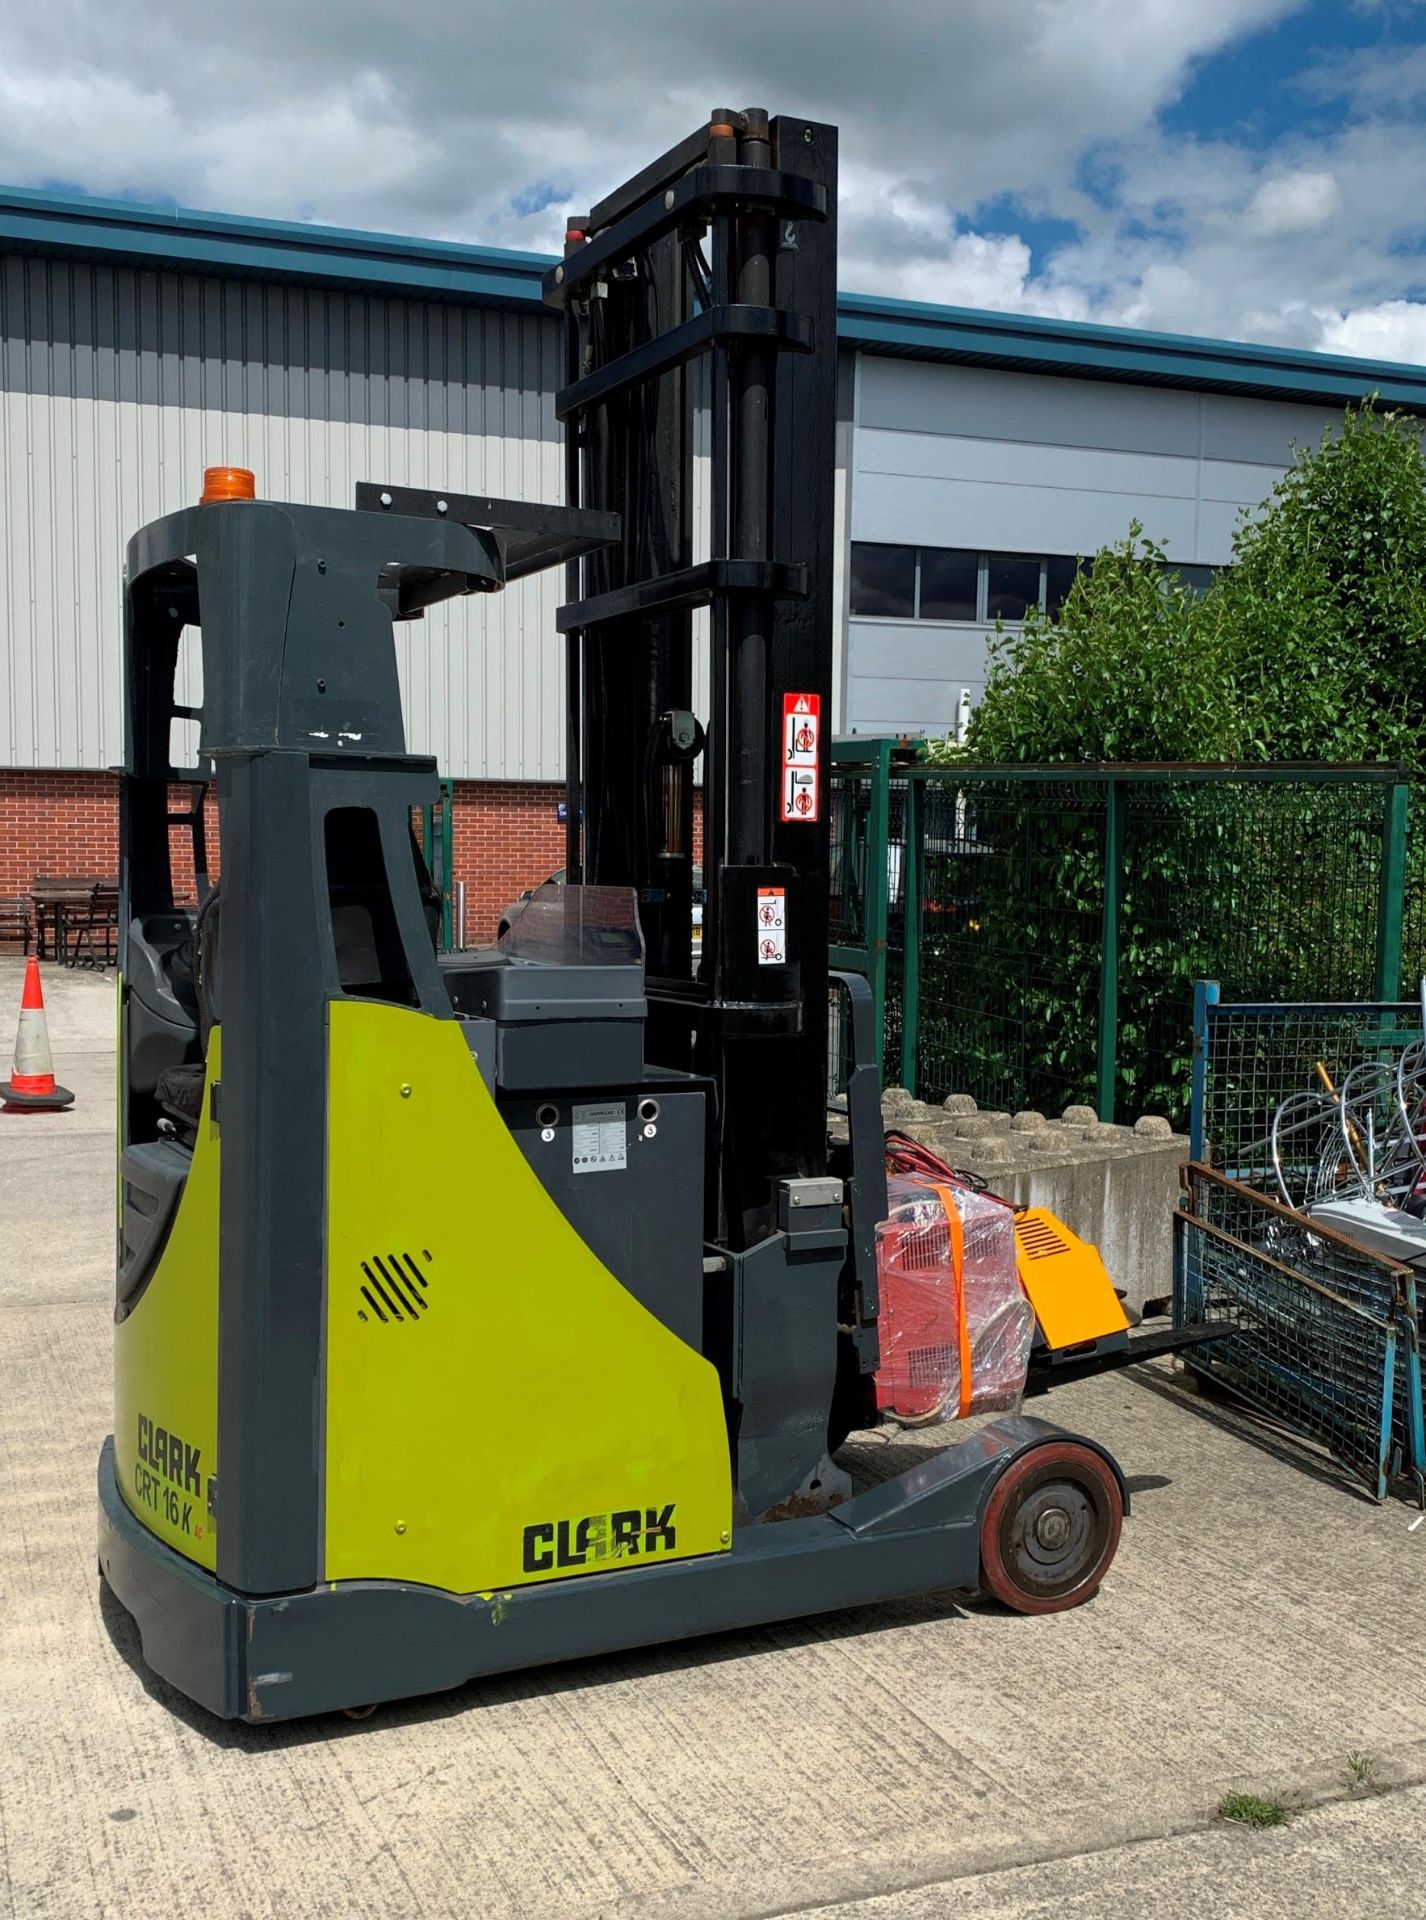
<box><xmin>0</xmin><ymin>770</ymin><xmax>222</xmax><ymax>905</ymax></box>
<box><xmin>0</xmin><ymin>771</ymin><xmax>121</xmax><ymax>894</ymax></box>
<box><xmin>0</xmin><ymin>770</ymin><xmax>576</xmax><ymax>945</ymax></box>
<box><xmin>0</xmin><ymin>770</ymin><xmax>708</xmax><ymax>949</ymax></box>
<box><xmin>450</xmin><ymin>780</ymin><xmax>566</xmax><ymax>941</ymax></box>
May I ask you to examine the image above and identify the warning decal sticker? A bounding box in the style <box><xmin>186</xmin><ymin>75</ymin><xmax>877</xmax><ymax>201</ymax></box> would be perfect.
<box><xmin>756</xmin><ymin>886</ymin><xmax>786</xmax><ymax>965</ymax></box>
<box><xmin>781</xmin><ymin>691</ymin><xmax>821</xmax><ymax>823</ymax></box>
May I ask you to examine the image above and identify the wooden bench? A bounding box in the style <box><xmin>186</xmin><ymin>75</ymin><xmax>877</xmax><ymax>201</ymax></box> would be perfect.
<box><xmin>69</xmin><ymin>881</ymin><xmax>121</xmax><ymax>969</ymax></box>
<box><xmin>31</xmin><ymin>876</ymin><xmax>117</xmax><ymax>965</ymax></box>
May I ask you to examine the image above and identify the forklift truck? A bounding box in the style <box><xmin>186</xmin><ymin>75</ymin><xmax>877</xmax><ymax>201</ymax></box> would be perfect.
<box><xmin>98</xmin><ymin>111</ymin><xmax>1127</xmax><ymax>1723</ymax></box>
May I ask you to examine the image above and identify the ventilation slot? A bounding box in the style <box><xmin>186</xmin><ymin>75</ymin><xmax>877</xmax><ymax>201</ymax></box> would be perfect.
<box><xmin>1016</xmin><ymin>1215</ymin><xmax>1071</xmax><ymax>1261</ymax></box>
<box><xmin>909</xmin><ymin>1344</ymin><xmax>956</xmax><ymax>1389</ymax></box>
<box><xmin>356</xmin><ymin>1249</ymin><xmax>434</xmax><ymax>1324</ymax></box>
<box><xmin>899</xmin><ymin>1219</ymin><xmax>951</xmax><ymax>1272</ymax></box>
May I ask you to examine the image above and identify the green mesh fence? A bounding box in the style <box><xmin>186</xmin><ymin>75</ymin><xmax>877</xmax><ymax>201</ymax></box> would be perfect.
<box><xmin>1404</xmin><ymin>834</ymin><xmax>1426</xmax><ymax>987</ymax></box>
<box><xmin>1117</xmin><ymin>779</ymin><xmax>1391</xmax><ymax>1119</ymax></box>
<box><xmin>830</xmin><ymin>753</ymin><xmax>1413</xmax><ymax>1128</ymax></box>
<box><xmin>906</xmin><ymin>778</ymin><xmax>1106</xmax><ymax>1112</ymax></box>
<box><xmin>828</xmin><ymin>769</ymin><xmax>873</xmax><ymax>950</ymax></box>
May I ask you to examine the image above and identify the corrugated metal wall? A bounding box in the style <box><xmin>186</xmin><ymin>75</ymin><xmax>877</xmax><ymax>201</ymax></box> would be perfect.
<box><xmin>0</xmin><ymin>253</ymin><xmax>572</xmax><ymax>777</ymax></box>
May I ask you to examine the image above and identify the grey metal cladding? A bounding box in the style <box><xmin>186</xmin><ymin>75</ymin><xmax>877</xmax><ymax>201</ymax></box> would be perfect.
<box><xmin>858</xmin><ymin>356</ymin><xmax>1203</xmax><ymax>457</ymax></box>
<box><xmin>0</xmin><ymin>252</ymin><xmax>562</xmax><ymax>434</ymax></box>
<box><xmin>0</xmin><ymin>248</ymin><xmax>572</xmax><ymax>777</ymax></box>
<box><xmin>1199</xmin><ymin>391</ymin><xmax>1336</xmax><ymax>466</ymax></box>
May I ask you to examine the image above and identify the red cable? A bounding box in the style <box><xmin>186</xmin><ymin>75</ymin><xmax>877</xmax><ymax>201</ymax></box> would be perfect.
<box><xmin>883</xmin><ymin>1129</ymin><xmax>1015</xmax><ymax>1210</ymax></box>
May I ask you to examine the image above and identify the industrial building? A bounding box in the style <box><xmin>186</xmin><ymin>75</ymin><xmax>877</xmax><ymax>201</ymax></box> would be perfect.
<box><xmin>4</xmin><ymin>185</ymin><xmax>1426</xmax><ymax>935</ymax></box>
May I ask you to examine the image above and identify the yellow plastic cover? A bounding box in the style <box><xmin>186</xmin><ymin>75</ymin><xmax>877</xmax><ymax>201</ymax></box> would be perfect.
<box><xmin>322</xmin><ymin>1000</ymin><xmax>732</xmax><ymax>1593</ymax></box>
<box><xmin>1014</xmin><ymin>1208</ymin><xmax>1130</xmax><ymax>1351</ymax></box>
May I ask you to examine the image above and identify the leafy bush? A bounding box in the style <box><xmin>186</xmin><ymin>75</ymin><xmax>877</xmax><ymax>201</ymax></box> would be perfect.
<box><xmin>936</xmin><ymin>398</ymin><xmax>1426</xmax><ymax>774</ymax></box>
<box><xmin>908</xmin><ymin>401</ymin><xmax>1423</xmax><ymax>1121</ymax></box>
<box><xmin>1217</xmin><ymin>403</ymin><xmax>1426</xmax><ymax>771</ymax></box>
<box><xmin>941</xmin><ymin>525</ymin><xmax>1245</xmax><ymax>767</ymax></box>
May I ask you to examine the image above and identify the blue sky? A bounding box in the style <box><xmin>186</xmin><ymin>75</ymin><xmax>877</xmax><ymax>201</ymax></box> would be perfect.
<box><xmin>1163</xmin><ymin>1</ymin><xmax>1374</xmax><ymax>147</ymax></box>
<box><xmin>1</xmin><ymin>0</ymin><xmax>1424</xmax><ymax>359</ymax></box>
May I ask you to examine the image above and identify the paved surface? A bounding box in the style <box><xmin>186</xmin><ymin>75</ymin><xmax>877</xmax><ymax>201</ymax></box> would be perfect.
<box><xmin>798</xmin><ymin>1783</ymin><xmax>1426</xmax><ymax>1919</ymax></box>
<box><xmin>2</xmin><ymin>960</ymin><xmax>1424</xmax><ymax>1919</ymax></box>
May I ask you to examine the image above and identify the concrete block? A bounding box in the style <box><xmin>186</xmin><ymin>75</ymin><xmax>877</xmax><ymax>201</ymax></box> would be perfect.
<box><xmin>1135</xmin><ymin>1115</ymin><xmax>1174</xmax><ymax>1139</ymax></box>
<box><xmin>942</xmin><ymin>1093</ymin><xmax>978</xmax><ymax>1115</ymax></box>
<box><xmin>999</xmin><ymin>1136</ymin><xmax>1186</xmax><ymax>1312</ymax></box>
<box><xmin>1063</xmin><ymin>1104</ymin><xmax>1099</xmax><ymax>1128</ymax></box>
<box><xmin>883</xmin><ymin>1100</ymin><xmax>1185</xmax><ymax>1304</ymax></box>
<box><xmin>960</xmin><ymin>1136</ymin><xmax>1014</xmax><ymax>1166</ymax></box>
<box><xmin>1030</xmin><ymin>1126</ymin><xmax>1073</xmax><ymax>1152</ymax></box>
<box><xmin>1011</xmin><ymin>1110</ymin><xmax>1047</xmax><ymax>1132</ymax></box>
<box><xmin>886</xmin><ymin>1117</ymin><xmax>957</xmax><ymax>1157</ymax></box>
<box><xmin>891</xmin><ymin>1103</ymin><xmax>1188</xmax><ymax>1307</ymax></box>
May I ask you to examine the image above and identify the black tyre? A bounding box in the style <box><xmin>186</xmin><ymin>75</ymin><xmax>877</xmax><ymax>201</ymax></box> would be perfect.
<box><xmin>978</xmin><ymin>1440</ymin><xmax>1123</xmax><ymax>1614</ymax></box>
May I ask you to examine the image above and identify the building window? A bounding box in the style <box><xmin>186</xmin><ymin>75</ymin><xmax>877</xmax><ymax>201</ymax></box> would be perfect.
<box><xmin>850</xmin><ymin>543</ymin><xmax>1089</xmax><ymax>624</ymax></box>
<box><xmin>985</xmin><ymin>554</ymin><xmax>1042</xmax><ymax>623</ymax></box>
<box><xmin>849</xmin><ymin>542</ymin><xmax>1224</xmax><ymax>627</ymax></box>
<box><xmin>1162</xmin><ymin>561</ymin><xmax>1219</xmax><ymax>597</ymax></box>
<box><xmin>1044</xmin><ymin>554</ymin><xmax>1081</xmax><ymax>620</ymax></box>
<box><xmin>848</xmin><ymin>543</ymin><xmax>916</xmax><ymax>618</ymax></box>
<box><xmin>918</xmin><ymin>548</ymin><xmax>979</xmax><ymax>622</ymax></box>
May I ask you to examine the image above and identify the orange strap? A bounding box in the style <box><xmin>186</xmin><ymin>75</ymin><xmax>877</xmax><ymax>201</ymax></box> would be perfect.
<box><xmin>931</xmin><ymin>1183</ymin><xmax>972</xmax><ymax>1418</ymax></box>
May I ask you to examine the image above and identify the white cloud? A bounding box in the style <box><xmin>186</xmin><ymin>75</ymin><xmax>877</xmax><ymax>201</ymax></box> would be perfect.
<box><xmin>0</xmin><ymin>0</ymin><xmax>1297</xmax><ymax>238</ymax></box>
<box><xmin>0</xmin><ymin>0</ymin><xmax>1421</xmax><ymax>362</ymax></box>
<box><xmin>1319</xmin><ymin>300</ymin><xmax>1426</xmax><ymax>362</ymax></box>
<box><xmin>944</xmin><ymin>109</ymin><xmax>1426</xmax><ymax>357</ymax></box>
<box><xmin>883</xmin><ymin>229</ymin><xmax>1095</xmax><ymax>321</ymax></box>
<box><xmin>1242</xmin><ymin>170</ymin><xmax>1340</xmax><ymax>237</ymax></box>
<box><xmin>1300</xmin><ymin>36</ymin><xmax>1426</xmax><ymax>108</ymax></box>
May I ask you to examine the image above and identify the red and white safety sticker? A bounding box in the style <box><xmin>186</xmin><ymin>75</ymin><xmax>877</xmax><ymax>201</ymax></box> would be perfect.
<box><xmin>756</xmin><ymin>885</ymin><xmax>786</xmax><ymax>965</ymax></box>
<box><xmin>781</xmin><ymin>691</ymin><xmax>820</xmax><ymax>823</ymax></box>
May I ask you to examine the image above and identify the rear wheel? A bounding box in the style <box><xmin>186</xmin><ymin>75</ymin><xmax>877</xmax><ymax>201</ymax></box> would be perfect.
<box><xmin>978</xmin><ymin>1441</ymin><xmax>1123</xmax><ymax>1614</ymax></box>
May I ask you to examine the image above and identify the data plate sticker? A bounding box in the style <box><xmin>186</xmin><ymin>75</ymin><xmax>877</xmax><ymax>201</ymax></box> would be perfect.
<box><xmin>572</xmin><ymin>1102</ymin><xmax>627</xmax><ymax>1173</ymax></box>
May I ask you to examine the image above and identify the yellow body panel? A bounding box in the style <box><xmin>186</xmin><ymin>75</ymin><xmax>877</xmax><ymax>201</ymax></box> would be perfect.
<box><xmin>113</xmin><ymin>1033</ymin><xmax>221</xmax><ymax>1571</ymax></box>
<box><xmin>323</xmin><ymin>1001</ymin><xmax>732</xmax><ymax>1593</ymax></box>
<box><xmin>1014</xmin><ymin>1207</ymin><xmax>1129</xmax><ymax>1351</ymax></box>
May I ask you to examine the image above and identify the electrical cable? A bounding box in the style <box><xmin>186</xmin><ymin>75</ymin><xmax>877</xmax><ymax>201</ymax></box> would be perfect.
<box><xmin>883</xmin><ymin>1129</ymin><xmax>1018</xmax><ymax>1208</ymax></box>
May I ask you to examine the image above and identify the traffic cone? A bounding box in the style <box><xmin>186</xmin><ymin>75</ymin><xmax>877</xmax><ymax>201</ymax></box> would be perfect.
<box><xmin>0</xmin><ymin>957</ymin><xmax>74</xmax><ymax>1112</ymax></box>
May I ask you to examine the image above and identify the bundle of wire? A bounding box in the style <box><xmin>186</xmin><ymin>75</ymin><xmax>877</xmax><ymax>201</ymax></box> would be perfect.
<box><xmin>883</xmin><ymin>1128</ymin><xmax>997</xmax><ymax>1200</ymax></box>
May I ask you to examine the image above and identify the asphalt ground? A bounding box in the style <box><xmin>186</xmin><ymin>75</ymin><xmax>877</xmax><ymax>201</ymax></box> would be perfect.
<box><xmin>2</xmin><ymin>959</ymin><xmax>1423</xmax><ymax>1918</ymax></box>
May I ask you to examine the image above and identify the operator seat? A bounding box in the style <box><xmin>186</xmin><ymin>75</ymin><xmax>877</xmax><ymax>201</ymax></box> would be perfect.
<box><xmin>153</xmin><ymin>884</ymin><xmax>220</xmax><ymax>1133</ymax></box>
<box><xmin>150</xmin><ymin>828</ymin><xmax>440</xmax><ymax>1134</ymax></box>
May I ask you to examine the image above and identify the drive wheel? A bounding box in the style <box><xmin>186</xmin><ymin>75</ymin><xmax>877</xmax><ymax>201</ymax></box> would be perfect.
<box><xmin>978</xmin><ymin>1441</ymin><xmax>1123</xmax><ymax>1614</ymax></box>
